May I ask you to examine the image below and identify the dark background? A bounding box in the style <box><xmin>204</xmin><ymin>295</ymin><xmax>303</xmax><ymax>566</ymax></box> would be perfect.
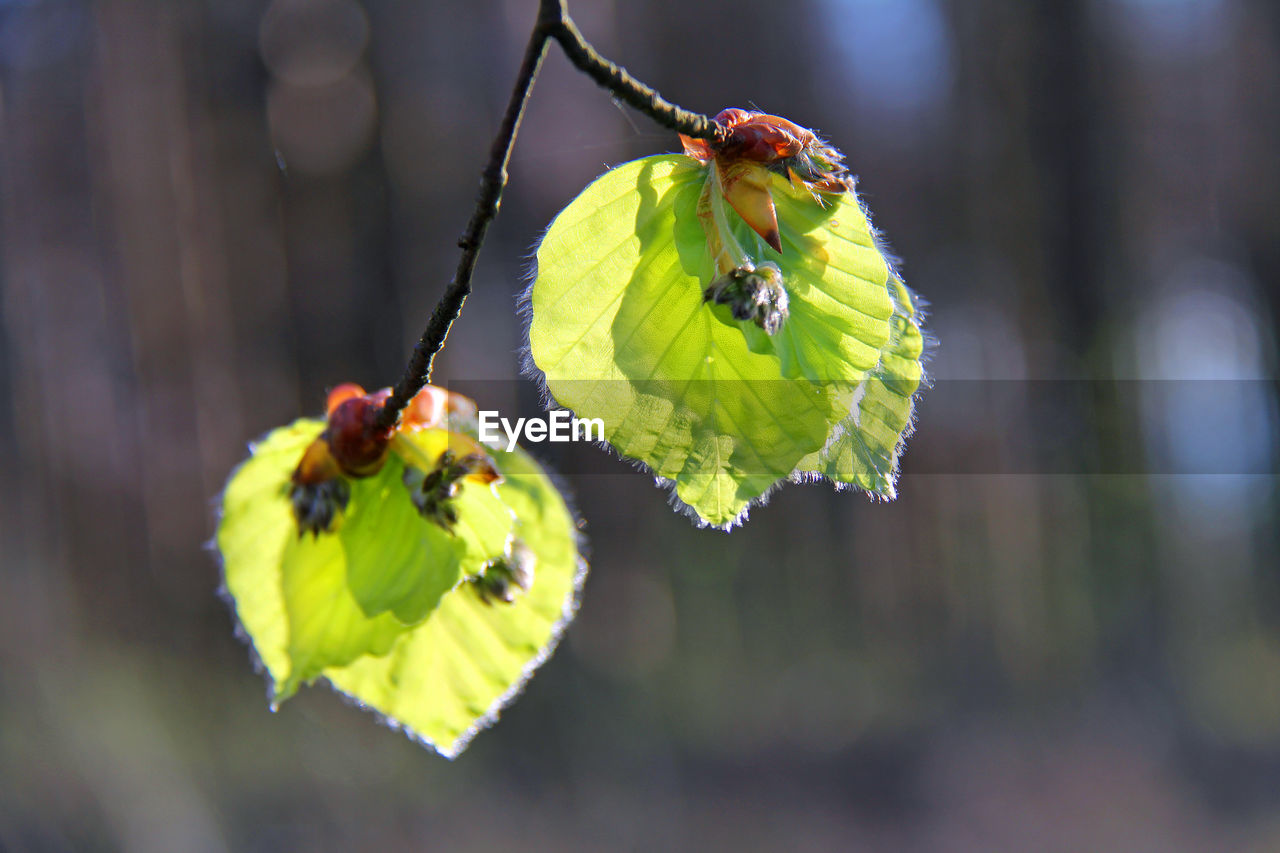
<box><xmin>2</xmin><ymin>0</ymin><xmax>1279</xmax><ymax>850</ymax></box>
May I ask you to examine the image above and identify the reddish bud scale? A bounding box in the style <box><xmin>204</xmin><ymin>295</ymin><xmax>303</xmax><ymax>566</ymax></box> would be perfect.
<box><xmin>681</xmin><ymin>108</ymin><xmax>853</xmax><ymax>266</ymax></box>
<box><xmin>325</xmin><ymin>382</ymin><xmax>367</xmax><ymax>415</ymax></box>
<box><xmin>293</xmin><ymin>381</ymin><xmax>486</xmax><ymax>490</ymax></box>
<box><xmin>402</xmin><ymin>385</ymin><xmax>448</xmax><ymax>431</ymax></box>
<box><xmin>292</xmin><ymin>436</ymin><xmax>344</xmax><ymax>486</ymax></box>
<box><xmin>715</xmin><ymin>110</ymin><xmax>812</xmax><ymax>163</ymax></box>
<box><xmin>681</xmin><ymin>109</ymin><xmax>814</xmax><ymax>166</ymax></box>
<box><xmin>326</xmin><ymin>394</ymin><xmax>393</xmax><ymax>477</ymax></box>
<box><xmin>288</xmin><ymin>382</ymin><xmax>492</xmax><ymax>536</ymax></box>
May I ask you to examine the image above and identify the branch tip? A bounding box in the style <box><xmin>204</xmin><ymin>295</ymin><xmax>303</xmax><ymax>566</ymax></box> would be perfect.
<box><xmin>377</xmin><ymin>0</ymin><xmax>721</xmax><ymax>431</ymax></box>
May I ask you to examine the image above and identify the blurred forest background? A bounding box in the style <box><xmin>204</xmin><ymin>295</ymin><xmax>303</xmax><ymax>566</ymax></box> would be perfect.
<box><xmin>2</xmin><ymin>0</ymin><xmax>1279</xmax><ymax>849</ymax></box>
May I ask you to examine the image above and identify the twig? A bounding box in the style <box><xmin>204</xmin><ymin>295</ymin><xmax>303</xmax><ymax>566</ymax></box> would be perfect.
<box><xmin>375</xmin><ymin>11</ymin><xmax>548</xmax><ymax>429</ymax></box>
<box><xmin>543</xmin><ymin>2</ymin><xmax>724</xmax><ymax>142</ymax></box>
<box><xmin>376</xmin><ymin>0</ymin><xmax>724</xmax><ymax>431</ymax></box>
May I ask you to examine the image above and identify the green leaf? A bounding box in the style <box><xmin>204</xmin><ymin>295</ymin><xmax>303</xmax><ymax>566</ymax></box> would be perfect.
<box><xmin>217</xmin><ymin>418</ymin><xmax>585</xmax><ymax>756</ymax></box>
<box><xmin>339</xmin><ymin>459</ymin><xmax>466</xmax><ymax>627</ymax></box>
<box><xmin>279</xmin><ymin>523</ymin><xmax>409</xmax><ymax>699</ymax></box>
<box><xmin>219</xmin><ymin>419</ymin><xmax>321</xmax><ymax>686</ymax></box>
<box><xmin>389</xmin><ymin>430</ymin><xmax>515</xmax><ymax>583</ymax></box>
<box><xmin>526</xmin><ymin>153</ymin><xmax>924</xmax><ymax>526</ymax></box>
<box><xmin>341</xmin><ymin>430</ymin><xmax>516</xmax><ymax>627</ymax></box>
<box><xmin>795</xmin><ymin>276</ymin><xmax>926</xmax><ymax>496</ymax></box>
<box><xmin>218</xmin><ymin>419</ymin><xmax>431</xmax><ymax>700</ymax></box>
<box><xmin>325</xmin><ymin>442</ymin><xmax>584</xmax><ymax>757</ymax></box>
<box><xmin>754</xmin><ymin>177</ymin><xmax>897</xmax><ymax>383</ymax></box>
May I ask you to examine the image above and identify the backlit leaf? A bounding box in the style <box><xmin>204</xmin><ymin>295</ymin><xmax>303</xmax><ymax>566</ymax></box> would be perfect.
<box><xmin>326</xmin><ymin>442</ymin><xmax>584</xmax><ymax>756</ymax></box>
<box><xmin>527</xmin><ymin>132</ymin><xmax>926</xmax><ymax>527</ymax></box>
<box><xmin>217</xmin><ymin>410</ymin><xmax>585</xmax><ymax>756</ymax></box>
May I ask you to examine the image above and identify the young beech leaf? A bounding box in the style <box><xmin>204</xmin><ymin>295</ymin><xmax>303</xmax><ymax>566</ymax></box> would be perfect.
<box><xmin>526</xmin><ymin>109</ymin><xmax>926</xmax><ymax>528</ymax></box>
<box><xmin>217</xmin><ymin>384</ymin><xmax>586</xmax><ymax>757</ymax></box>
<box><xmin>326</xmin><ymin>443</ymin><xmax>584</xmax><ymax>756</ymax></box>
<box><xmin>794</xmin><ymin>277</ymin><xmax>925</xmax><ymax>496</ymax></box>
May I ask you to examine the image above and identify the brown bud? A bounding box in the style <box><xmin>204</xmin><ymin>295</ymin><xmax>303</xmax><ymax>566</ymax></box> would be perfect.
<box><xmin>326</xmin><ymin>394</ymin><xmax>392</xmax><ymax>477</ymax></box>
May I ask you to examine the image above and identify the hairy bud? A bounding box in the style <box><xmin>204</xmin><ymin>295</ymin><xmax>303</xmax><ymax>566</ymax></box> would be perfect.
<box><xmin>471</xmin><ymin>540</ymin><xmax>537</xmax><ymax>605</ymax></box>
<box><xmin>289</xmin><ymin>437</ymin><xmax>350</xmax><ymax>535</ymax></box>
<box><xmin>703</xmin><ymin>261</ymin><xmax>789</xmax><ymax>335</ymax></box>
<box><xmin>403</xmin><ymin>449</ymin><xmax>494</xmax><ymax>532</ymax></box>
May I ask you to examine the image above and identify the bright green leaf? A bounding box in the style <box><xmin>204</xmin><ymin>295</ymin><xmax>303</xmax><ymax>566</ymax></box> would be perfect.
<box><xmin>795</xmin><ymin>276</ymin><xmax>926</xmax><ymax>496</ymax></box>
<box><xmin>219</xmin><ymin>418</ymin><xmax>320</xmax><ymax>687</ymax></box>
<box><xmin>527</xmin><ymin>152</ymin><xmax>925</xmax><ymax>526</ymax></box>
<box><xmin>340</xmin><ymin>457</ymin><xmax>462</xmax><ymax>625</ymax></box>
<box><xmin>279</xmin><ymin>523</ymin><xmax>408</xmax><ymax>699</ymax></box>
<box><xmin>325</xmin><ymin>442</ymin><xmax>584</xmax><ymax>757</ymax></box>
<box><xmin>389</xmin><ymin>429</ymin><xmax>515</xmax><ymax>583</ymax></box>
<box><xmin>218</xmin><ymin>418</ymin><xmax>425</xmax><ymax>700</ymax></box>
<box><xmin>342</xmin><ymin>430</ymin><xmax>515</xmax><ymax>627</ymax></box>
<box><xmin>218</xmin><ymin>417</ymin><xmax>585</xmax><ymax>756</ymax></box>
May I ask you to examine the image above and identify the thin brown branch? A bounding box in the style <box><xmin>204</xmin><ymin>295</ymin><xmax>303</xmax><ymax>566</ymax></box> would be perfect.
<box><xmin>542</xmin><ymin>1</ymin><xmax>726</xmax><ymax>143</ymax></box>
<box><xmin>375</xmin><ymin>19</ymin><xmax>548</xmax><ymax>431</ymax></box>
<box><xmin>376</xmin><ymin>0</ymin><xmax>723</xmax><ymax>431</ymax></box>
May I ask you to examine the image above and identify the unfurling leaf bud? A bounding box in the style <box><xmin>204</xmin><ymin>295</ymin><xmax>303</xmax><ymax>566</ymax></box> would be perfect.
<box><xmin>471</xmin><ymin>540</ymin><xmax>537</xmax><ymax>605</ymax></box>
<box><xmin>702</xmin><ymin>261</ymin><xmax>789</xmax><ymax>334</ymax></box>
<box><xmin>403</xmin><ymin>449</ymin><xmax>494</xmax><ymax>532</ymax></box>
<box><xmin>682</xmin><ymin>109</ymin><xmax>853</xmax><ymax>197</ymax></box>
<box><xmin>289</xmin><ymin>477</ymin><xmax>351</xmax><ymax>537</ymax></box>
<box><xmin>399</xmin><ymin>385</ymin><xmax>482</xmax><ymax>431</ymax></box>
<box><xmin>286</xmin><ymin>384</ymin><xmax>394</xmax><ymax>535</ymax></box>
<box><xmin>289</xmin><ymin>436</ymin><xmax>350</xmax><ymax>535</ymax></box>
